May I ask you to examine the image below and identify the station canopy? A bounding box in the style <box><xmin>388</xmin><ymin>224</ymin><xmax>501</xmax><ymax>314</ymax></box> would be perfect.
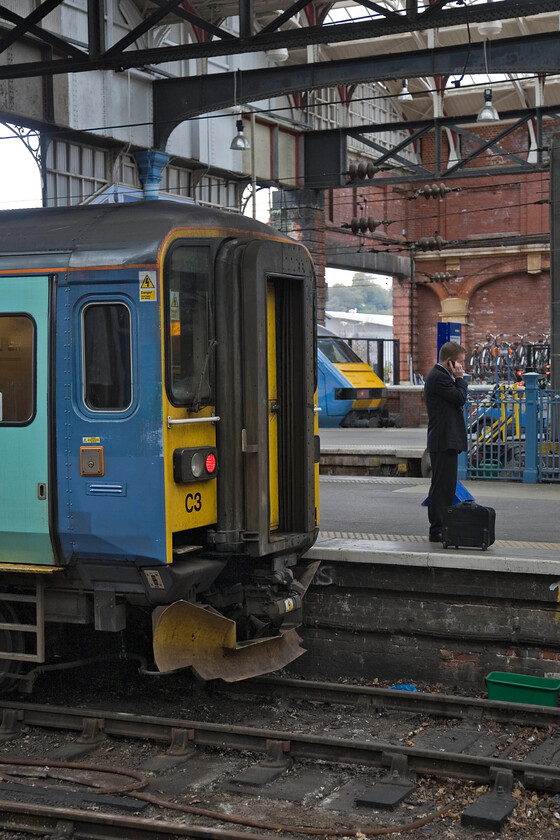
<box><xmin>124</xmin><ymin>0</ymin><xmax>560</xmax><ymax>119</ymax></box>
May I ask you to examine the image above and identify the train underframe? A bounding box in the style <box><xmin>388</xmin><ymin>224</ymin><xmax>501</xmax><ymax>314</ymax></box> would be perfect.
<box><xmin>341</xmin><ymin>406</ymin><xmax>398</xmax><ymax>428</ymax></box>
<box><xmin>0</xmin><ymin>552</ymin><xmax>318</xmax><ymax>692</ymax></box>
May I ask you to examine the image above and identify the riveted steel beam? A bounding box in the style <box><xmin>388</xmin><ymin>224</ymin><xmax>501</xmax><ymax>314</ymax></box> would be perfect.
<box><xmin>304</xmin><ymin>107</ymin><xmax>558</xmax><ymax>189</ymax></box>
<box><xmin>153</xmin><ymin>32</ymin><xmax>560</xmax><ymax>147</ymax></box>
<box><xmin>0</xmin><ymin>1</ymin><xmax>559</xmax><ymax>80</ymax></box>
<box><xmin>0</xmin><ymin>4</ymin><xmax>86</xmax><ymax>58</ymax></box>
<box><xmin>87</xmin><ymin>0</ymin><xmax>105</xmax><ymax>59</ymax></box>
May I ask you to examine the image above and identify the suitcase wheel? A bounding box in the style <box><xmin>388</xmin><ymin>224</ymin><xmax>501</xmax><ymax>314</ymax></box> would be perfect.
<box><xmin>481</xmin><ymin>541</ymin><xmax>487</xmax><ymax>551</ymax></box>
<box><xmin>442</xmin><ymin>540</ymin><xmax>448</xmax><ymax>549</ymax></box>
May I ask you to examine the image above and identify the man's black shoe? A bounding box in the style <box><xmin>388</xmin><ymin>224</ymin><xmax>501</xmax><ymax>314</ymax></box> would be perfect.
<box><xmin>429</xmin><ymin>533</ymin><xmax>442</xmax><ymax>543</ymax></box>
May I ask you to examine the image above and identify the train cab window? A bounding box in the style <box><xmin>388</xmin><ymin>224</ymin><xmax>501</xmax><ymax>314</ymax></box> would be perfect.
<box><xmin>82</xmin><ymin>303</ymin><xmax>132</xmax><ymax>411</ymax></box>
<box><xmin>0</xmin><ymin>315</ymin><xmax>34</xmax><ymax>424</ymax></box>
<box><xmin>317</xmin><ymin>335</ymin><xmax>364</xmax><ymax>365</ymax></box>
<box><xmin>165</xmin><ymin>245</ymin><xmax>212</xmax><ymax>409</ymax></box>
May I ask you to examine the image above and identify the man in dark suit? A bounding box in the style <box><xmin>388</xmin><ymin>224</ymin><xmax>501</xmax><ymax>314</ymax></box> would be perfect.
<box><xmin>424</xmin><ymin>341</ymin><xmax>468</xmax><ymax>542</ymax></box>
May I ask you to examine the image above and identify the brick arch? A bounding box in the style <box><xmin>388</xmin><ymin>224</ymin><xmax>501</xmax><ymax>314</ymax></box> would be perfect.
<box><xmin>459</xmin><ymin>258</ymin><xmax>536</xmax><ymax>299</ymax></box>
<box><xmin>418</xmin><ymin>280</ymin><xmax>448</xmax><ymax>302</ymax></box>
<box><xmin>465</xmin><ymin>270</ymin><xmax>550</xmax><ymax>351</ymax></box>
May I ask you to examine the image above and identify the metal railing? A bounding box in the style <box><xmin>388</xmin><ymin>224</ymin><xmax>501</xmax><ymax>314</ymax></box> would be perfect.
<box><xmin>345</xmin><ymin>337</ymin><xmax>400</xmax><ymax>385</ymax></box>
<box><xmin>458</xmin><ymin>373</ymin><xmax>560</xmax><ymax>483</ymax></box>
<box><xmin>538</xmin><ymin>386</ymin><xmax>560</xmax><ymax>482</ymax></box>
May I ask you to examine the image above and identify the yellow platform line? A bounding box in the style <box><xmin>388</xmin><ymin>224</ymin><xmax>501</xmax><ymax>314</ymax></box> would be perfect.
<box><xmin>319</xmin><ymin>531</ymin><xmax>560</xmax><ymax>550</ymax></box>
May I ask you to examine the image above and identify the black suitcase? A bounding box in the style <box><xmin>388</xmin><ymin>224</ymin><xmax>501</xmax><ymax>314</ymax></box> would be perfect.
<box><xmin>441</xmin><ymin>500</ymin><xmax>496</xmax><ymax>551</ymax></box>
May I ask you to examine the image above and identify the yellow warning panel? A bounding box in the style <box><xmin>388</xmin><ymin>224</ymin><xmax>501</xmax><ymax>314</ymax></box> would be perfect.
<box><xmin>139</xmin><ymin>270</ymin><xmax>157</xmax><ymax>301</ymax></box>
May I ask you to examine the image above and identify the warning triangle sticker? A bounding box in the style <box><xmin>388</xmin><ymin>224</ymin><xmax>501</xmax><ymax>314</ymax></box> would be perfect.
<box><xmin>139</xmin><ymin>270</ymin><xmax>157</xmax><ymax>301</ymax></box>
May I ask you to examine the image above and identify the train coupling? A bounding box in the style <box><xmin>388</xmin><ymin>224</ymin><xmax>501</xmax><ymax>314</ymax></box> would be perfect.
<box><xmin>152</xmin><ymin>561</ymin><xmax>319</xmax><ymax>682</ymax></box>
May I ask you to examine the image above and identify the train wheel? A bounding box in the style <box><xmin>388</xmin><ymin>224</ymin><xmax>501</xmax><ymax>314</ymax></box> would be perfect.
<box><xmin>0</xmin><ymin>604</ymin><xmax>25</xmax><ymax>693</ymax></box>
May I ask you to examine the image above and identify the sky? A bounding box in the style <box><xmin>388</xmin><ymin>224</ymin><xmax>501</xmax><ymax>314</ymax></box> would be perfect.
<box><xmin>0</xmin><ymin>130</ymin><xmax>42</xmax><ymax>210</ymax></box>
<box><xmin>326</xmin><ymin>267</ymin><xmax>392</xmax><ymax>288</ymax></box>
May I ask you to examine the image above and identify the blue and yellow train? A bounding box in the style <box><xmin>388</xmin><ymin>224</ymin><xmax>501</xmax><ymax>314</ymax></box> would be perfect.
<box><xmin>317</xmin><ymin>325</ymin><xmax>388</xmax><ymax>427</ymax></box>
<box><xmin>0</xmin><ymin>200</ymin><xmax>319</xmax><ymax>690</ymax></box>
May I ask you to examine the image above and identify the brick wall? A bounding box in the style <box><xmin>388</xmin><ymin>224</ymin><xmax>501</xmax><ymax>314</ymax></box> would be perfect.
<box><xmin>322</xmin><ymin>123</ymin><xmax>552</xmax><ymax>379</ymax></box>
<box><xmin>290</xmin><ymin>560</ymin><xmax>560</xmax><ymax>689</ymax></box>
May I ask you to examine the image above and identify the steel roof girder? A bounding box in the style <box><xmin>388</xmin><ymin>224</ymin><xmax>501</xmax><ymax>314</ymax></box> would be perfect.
<box><xmin>153</xmin><ymin>32</ymin><xmax>560</xmax><ymax>147</ymax></box>
<box><xmin>353</xmin><ymin>165</ymin><xmax>549</xmax><ymax>187</ymax></box>
<box><xmin>444</xmin><ymin>117</ymin><xmax>532</xmax><ymax>177</ymax></box>
<box><xmin>87</xmin><ymin>0</ymin><xmax>105</xmax><ymax>59</ymax></box>
<box><xmin>0</xmin><ymin>0</ymin><xmax>64</xmax><ymax>55</ymax></box>
<box><xmin>0</xmin><ymin>0</ymin><xmax>89</xmax><ymax>59</ymax></box>
<box><xmin>346</xmin><ymin>132</ymin><xmax>431</xmax><ymax>177</ymax></box>
<box><xmin>104</xmin><ymin>0</ymin><xmax>190</xmax><ymax>60</ymax></box>
<box><xmin>347</xmin><ymin>123</ymin><xmax>432</xmax><ymax>173</ymax></box>
<box><xmin>0</xmin><ymin>3</ymin><xmax>86</xmax><ymax>59</ymax></box>
<box><xmin>304</xmin><ymin>108</ymin><xmax>554</xmax><ymax>189</ymax></box>
<box><xmin>0</xmin><ymin>1</ymin><xmax>559</xmax><ymax>79</ymax></box>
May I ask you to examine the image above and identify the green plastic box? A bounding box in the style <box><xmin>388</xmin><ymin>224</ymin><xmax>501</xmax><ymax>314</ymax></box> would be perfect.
<box><xmin>486</xmin><ymin>671</ymin><xmax>560</xmax><ymax>706</ymax></box>
<box><xmin>473</xmin><ymin>460</ymin><xmax>502</xmax><ymax>479</ymax></box>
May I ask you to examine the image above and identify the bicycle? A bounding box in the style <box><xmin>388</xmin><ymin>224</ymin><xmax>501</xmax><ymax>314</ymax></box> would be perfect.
<box><xmin>469</xmin><ymin>344</ymin><xmax>482</xmax><ymax>381</ymax></box>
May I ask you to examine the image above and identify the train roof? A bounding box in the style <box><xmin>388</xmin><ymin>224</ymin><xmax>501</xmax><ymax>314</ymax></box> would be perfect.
<box><xmin>0</xmin><ymin>200</ymin><xmax>292</xmax><ymax>271</ymax></box>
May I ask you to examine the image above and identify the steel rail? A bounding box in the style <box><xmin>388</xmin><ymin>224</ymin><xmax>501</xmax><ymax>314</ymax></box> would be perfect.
<box><xmin>231</xmin><ymin>674</ymin><xmax>560</xmax><ymax>727</ymax></box>
<box><xmin>0</xmin><ymin>798</ymin><xmax>279</xmax><ymax>840</ymax></box>
<box><xmin>1</xmin><ymin>696</ymin><xmax>560</xmax><ymax>791</ymax></box>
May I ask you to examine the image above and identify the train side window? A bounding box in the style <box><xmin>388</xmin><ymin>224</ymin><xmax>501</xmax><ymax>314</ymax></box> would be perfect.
<box><xmin>82</xmin><ymin>303</ymin><xmax>132</xmax><ymax>411</ymax></box>
<box><xmin>0</xmin><ymin>315</ymin><xmax>35</xmax><ymax>424</ymax></box>
<box><xmin>165</xmin><ymin>245</ymin><xmax>213</xmax><ymax>409</ymax></box>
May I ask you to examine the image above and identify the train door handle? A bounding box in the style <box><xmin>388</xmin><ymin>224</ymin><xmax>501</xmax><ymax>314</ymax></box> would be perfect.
<box><xmin>37</xmin><ymin>483</ymin><xmax>47</xmax><ymax>500</ymax></box>
<box><xmin>241</xmin><ymin>429</ymin><xmax>258</xmax><ymax>454</ymax></box>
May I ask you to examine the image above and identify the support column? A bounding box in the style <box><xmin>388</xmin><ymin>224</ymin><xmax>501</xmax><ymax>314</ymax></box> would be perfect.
<box><xmin>523</xmin><ymin>372</ymin><xmax>540</xmax><ymax>483</ymax></box>
<box><xmin>393</xmin><ymin>278</ymin><xmax>415</xmax><ymax>383</ymax></box>
<box><xmin>550</xmin><ymin>135</ymin><xmax>560</xmax><ymax>390</ymax></box>
<box><xmin>393</xmin><ymin>245</ymin><xmax>416</xmax><ymax>382</ymax></box>
<box><xmin>133</xmin><ymin>149</ymin><xmax>170</xmax><ymax>200</ymax></box>
<box><xmin>274</xmin><ymin>189</ymin><xmax>326</xmax><ymax>322</ymax></box>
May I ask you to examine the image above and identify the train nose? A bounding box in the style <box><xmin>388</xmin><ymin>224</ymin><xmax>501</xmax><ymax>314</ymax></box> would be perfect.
<box><xmin>152</xmin><ymin>600</ymin><xmax>307</xmax><ymax>681</ymax></box>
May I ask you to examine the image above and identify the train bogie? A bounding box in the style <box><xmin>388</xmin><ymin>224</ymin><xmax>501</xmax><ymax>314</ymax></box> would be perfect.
<box><xmin>0</xmin><ymin>201</ymin><xmax>319</xmax><ymax>690</ymax></box>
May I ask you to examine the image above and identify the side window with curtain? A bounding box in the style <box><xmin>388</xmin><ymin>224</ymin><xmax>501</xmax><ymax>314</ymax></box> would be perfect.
<box><xmin>0</xmin><ymin>315</ymin><xmax>35</xmax><ymax>424</ymax></box>
<box><xmin>82</xmin><ymin>303</ymin><xmax>132</xmax><ymax>411</ymax></box>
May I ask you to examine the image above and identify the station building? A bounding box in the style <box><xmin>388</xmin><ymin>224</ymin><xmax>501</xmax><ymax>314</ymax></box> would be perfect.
<box><xmin>0</xmin><ymin>3</ymin><xmax>557</xmax><ymax>383</ymax></box>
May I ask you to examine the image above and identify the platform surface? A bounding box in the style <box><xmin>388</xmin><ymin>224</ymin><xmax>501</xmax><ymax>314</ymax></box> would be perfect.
<box><xmin>313</xmin><ymin>428</ymin><xmax>560</xmax><ymax>576</ymax></box>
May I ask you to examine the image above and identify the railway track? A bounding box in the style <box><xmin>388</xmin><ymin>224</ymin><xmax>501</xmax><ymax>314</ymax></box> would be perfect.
<box><xmin>0</xmin><ymin>677</ymin><xmax>558</xmax><ymax>837</ymax></box>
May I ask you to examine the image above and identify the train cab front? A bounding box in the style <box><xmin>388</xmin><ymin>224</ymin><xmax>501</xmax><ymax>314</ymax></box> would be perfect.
<box><xmin>150</xmin><ymin>233</ymin><xmax>319</xmax><ymax>681</ymax></box>
<box><xmin>317</xmin><ymin>326</ymin><xmax>388</xmax><ymax>428</ymax></box>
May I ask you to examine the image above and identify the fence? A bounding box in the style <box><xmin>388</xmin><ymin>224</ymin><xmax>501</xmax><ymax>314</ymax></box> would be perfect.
<box><xmin>345</xmin><ymin>337</ymin><xmax>400</xmax><ymax>385</ymax></box>
<box><xmin>458</xmin><ymin>373</ymin><xmax>560</xmax><ymax>483</ymax></box>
